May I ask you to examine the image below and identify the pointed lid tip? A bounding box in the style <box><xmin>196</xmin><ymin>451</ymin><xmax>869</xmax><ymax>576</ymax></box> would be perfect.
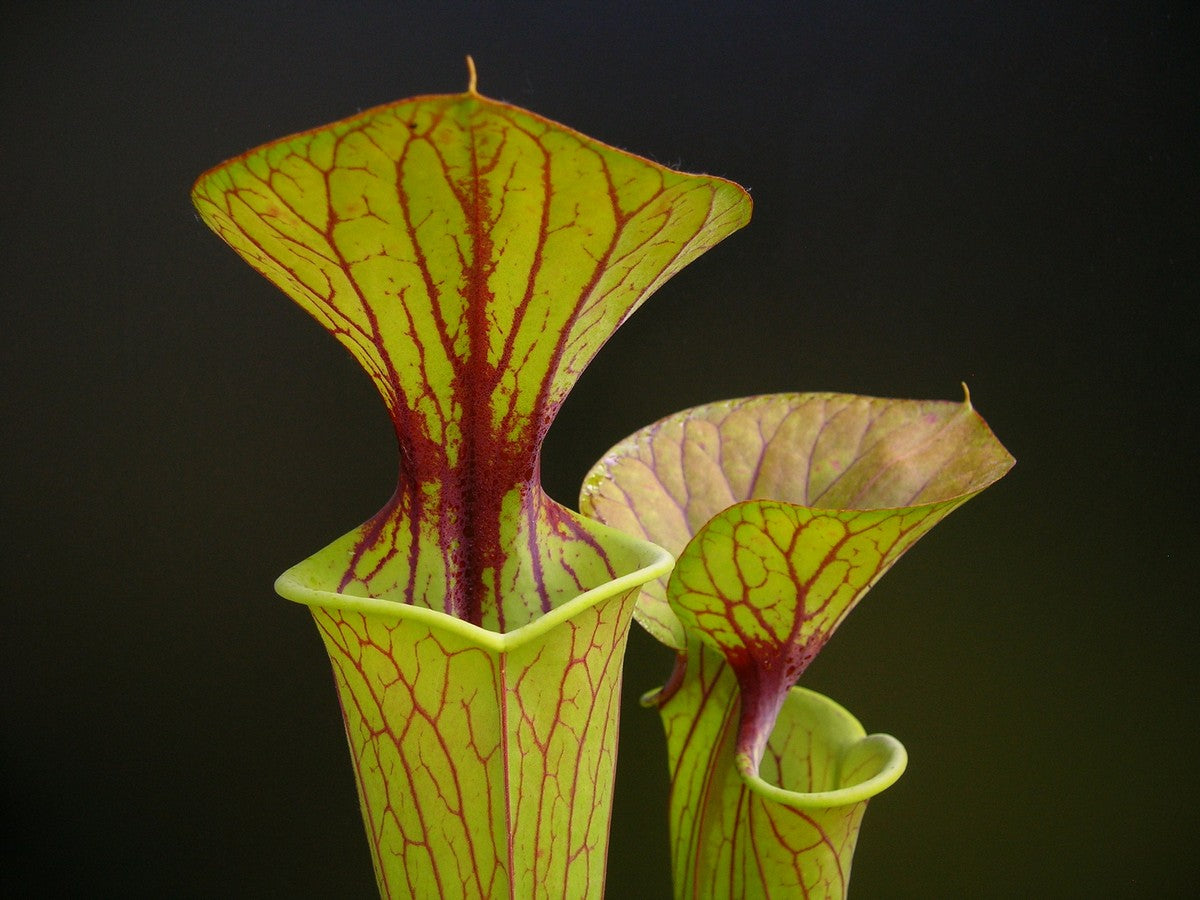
<box><xmin>465</xmin><ymin>55</ymin><xmax>479</xmax><ymax>96</ymax></box>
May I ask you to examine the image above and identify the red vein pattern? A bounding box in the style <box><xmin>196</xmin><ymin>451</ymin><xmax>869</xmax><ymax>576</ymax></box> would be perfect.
<box><xmin>671</xmin><ymin>499</ymin><xmax>954</xmax><ymax>769</ymax></box>
<box><xmin>582</xmin><ymin>392</ymin><xmax>1015</xmax><ymax>649</ymax></box>
<box><xmin>651</xmin><ymin>640</ymin><xmax>900</xmax><ymax>898</ymax></box>
<box><xmin>308</xmin><ymin>584</ymin><xmax>639</xmax><ymax>898</ymax></box>
<box><xmin>277</xmin><ymin>507</ymin><xmax>668</xmax><ymax>899</ymax></box>
<box><xmin>583</xmin><ymin>393</ymin><xmax>1012</xmax><ymax>897</ymax></box>
<box><xmin>193</xmin><ymin>89</ymin><xmax>750</xmax><ymax>631</ymax></box>
<box><xmin>194</xmin><ymin>84</ymin><xmax>745</xmax><ymax>899</ymax></box>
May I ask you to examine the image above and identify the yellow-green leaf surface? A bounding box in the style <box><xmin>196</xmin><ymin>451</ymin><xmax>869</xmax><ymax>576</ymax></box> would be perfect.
<box><xmin>648</xmin><ymin>640</ymin><xmax>906</xmax><ymax>899</ymax></box>
<box><xmin>669</xmin><ymin>498</ymin><xmax>954</xmax><ymax>767</ymax></box>
<box><xmin>582</xmin><ymin>392</ymin><xmax>1012</xmax><ymax>897</ymax></box>
<box><xmin>278</xmin><ymin>516</ymin><xmax>668</xmax><ymax>899</ymax></box>
<box><xmin>581</xmin><ymin>391</ymin><xmax>1014</xmax><ymax>648</ymax></box>
<box><xmin>193</xmin><ymin>78</ymin><xmax>750</xmax><ymax>631</ymax></box>
<box><xmin>193</xmin><ymin>72</ymin><xmax>745</xmax><ymax>900</ymax></box>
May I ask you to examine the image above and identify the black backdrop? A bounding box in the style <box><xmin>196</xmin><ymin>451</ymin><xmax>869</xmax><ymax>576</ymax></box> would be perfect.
<box><xmin>3</xmin><ymin>2</ymin><xmax>1196</xmax><ymax>896</ymax></box>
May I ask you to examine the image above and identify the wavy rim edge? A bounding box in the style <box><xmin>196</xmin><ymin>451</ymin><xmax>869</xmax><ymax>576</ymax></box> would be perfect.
<box><xmin>275</xmin><ymin>512</ymin><xmax>674</xmax><ymax>652</ymax></box>
<box><xmin>583</xmin><ymin>388</ymin><xmax>1015</xmax><ymax>516</ymax></box>
<box><xmin>737</xmin><ymin>685</ymin><xmax>909</xmax><ymax>810</ymax></box>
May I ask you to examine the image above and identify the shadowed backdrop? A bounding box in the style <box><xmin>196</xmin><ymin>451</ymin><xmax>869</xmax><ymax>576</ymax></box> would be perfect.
<box><xmin>3</xmin><ymin>2</ymin><xmax>1195</xmax><ymax>896</ymax></box>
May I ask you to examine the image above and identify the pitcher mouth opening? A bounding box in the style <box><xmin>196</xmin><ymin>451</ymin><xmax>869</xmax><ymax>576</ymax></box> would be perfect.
<box><xmin>736</xmin><ymin>686</ymin><xmax>908</xmax><ymax>810</ymax></box>
<box><xmin>275</xmin><ymin>512</ymin><xmax>673</xmax><ymax>652</ymax></box>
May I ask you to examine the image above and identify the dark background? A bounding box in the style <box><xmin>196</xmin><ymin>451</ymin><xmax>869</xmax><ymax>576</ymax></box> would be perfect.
<box><xmin>3</xmin><ymin>2</ymin><xmax>1196</xmax><ymax>896</ymax></box>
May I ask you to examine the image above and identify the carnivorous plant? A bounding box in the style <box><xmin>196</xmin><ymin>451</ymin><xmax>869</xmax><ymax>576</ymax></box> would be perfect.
<box><xmin>194</xmin><ymin>64</ymin><xmax>1011</xmax><ymax>898</ymax></box>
